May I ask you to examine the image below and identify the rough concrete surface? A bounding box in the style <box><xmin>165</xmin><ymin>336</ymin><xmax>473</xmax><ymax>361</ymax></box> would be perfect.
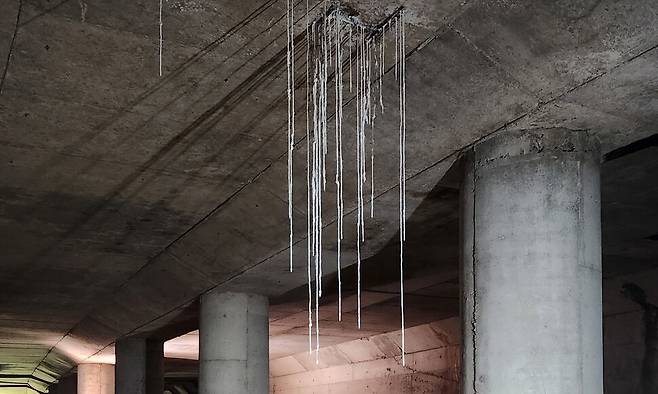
<box><xmin>270</xmin><ymin>317</ymin><xmax>460</xmax><ymax>394</ymax></box>
<box><xmin>1</xmin><ymin>0</ymin><xmax>657</xmax><ymax>390</ymax></box>
<box><xmin>461</xmin><ymin>129</ymin><xmax>602</xmax><ymax>393</ymax></box>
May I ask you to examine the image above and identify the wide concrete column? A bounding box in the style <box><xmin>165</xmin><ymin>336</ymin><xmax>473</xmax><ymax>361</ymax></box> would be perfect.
<box><xmin>77</xmin><ymin>364</ymin><xmax>114</xmax><ymax>394</ymax></box>
<box><xmin>460</xmin><ymin>128</ymin><xmax>602</xmax><ymax>393</ymax></box>
<box><xmin>199</xmin><ymin>291</ymin><xmax>269</xmax><ymax>394</ymax></box>
<box><xmin>115</xmin><ymin>338</ymin><xmax>163</xmax><ymax>394</ymax></box>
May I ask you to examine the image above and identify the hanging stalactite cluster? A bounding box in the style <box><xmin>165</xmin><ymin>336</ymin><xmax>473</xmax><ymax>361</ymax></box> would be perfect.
<box><xmin>158</xmin><ymin>0</ymin><xmax>163</xmax><ymax>76</ymax></box>
<box><xmin>286</xmin><ymin>2</ymin><xmax>407</xmax><ymax>365</ymax></box>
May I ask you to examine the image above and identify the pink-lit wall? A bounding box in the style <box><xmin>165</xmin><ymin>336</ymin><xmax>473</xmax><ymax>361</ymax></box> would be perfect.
<box><xmin>269</xmin><ymin>318</ymin><xmax>460</xmax><ymax>394</ymax></box>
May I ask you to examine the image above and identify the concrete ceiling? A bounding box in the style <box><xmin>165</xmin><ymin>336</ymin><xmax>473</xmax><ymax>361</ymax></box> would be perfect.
<box><xmin>1</xmin><ymin>0</ymin><xmax>658</xmax><ymax>391</ymax></box>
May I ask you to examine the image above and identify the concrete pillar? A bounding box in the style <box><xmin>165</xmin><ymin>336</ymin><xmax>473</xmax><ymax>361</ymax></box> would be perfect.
<box><xmin>115</xmin><ymin>338</ymin><xmax>164</xmax><ymax>394</ymax></box>
<box><xmin>199</xmin><ymin>291</ymin><xmax>269</xmax><ymax>394</ymax></box>
<box><xmin>77</xmin><ymin>364</ymin><xmax>114</xmax><ymax>394</ymax></box>
<box><xmin>460</xmin><ymin>128</ymin><xmax>602</xmax><ymax>394</ymax></box>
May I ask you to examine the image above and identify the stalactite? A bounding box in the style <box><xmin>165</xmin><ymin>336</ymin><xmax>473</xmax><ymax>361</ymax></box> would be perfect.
<box><xmin>354</xmin><ymin>24</ymin><xmax>360</xmax><ymax>329</ymax></box>
<box><xmin>395</xmin><ymin>18</ymin><xmax>399</xmax><ymax>80</ymax></box>
<box><xmin>397</xmin><ymin>9</ymin><xmax>407</xmax><ymax>366</ymax></box>
<box><xmin>369</xmin><ymin>37</ymin><xmax>375</xmax><ymax>219</ymax></box>
<box><xmin>311</xmin><ymin>25</ymin><xmax>321</xmax><ymax>362</ymax></box>
<box><xmin>158</xmin><ymin>0</ymin><xmax>163</xmax><ymax>77</ymax></box>
<box><xmin>349</xmin><ymin>25</ymin><xmax>353</xmax><ymax>92</ymax></box>
<box><xmin>305</xmin><ymin>0</ymin><xmax>313</xmax><ymax>355</ymax></box>
<box><xmin>287</xmin><ymin>0</ymin><xmax>295</xmax><ymax>274</ymax></box>
<box><xmin>379</xmin><ymin>29</ymin><xmax>385</xmax><ymax>114</ymax></box>
<box><xmin>334</xmin><ymin>13</ymin><xmax>344</xmax><ymax>322</ymax></box>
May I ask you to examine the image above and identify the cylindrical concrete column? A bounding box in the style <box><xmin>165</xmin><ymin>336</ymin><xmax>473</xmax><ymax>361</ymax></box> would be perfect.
<box><xmin>145</xmin><ymin>340</ymin><xmax>164</xmax><ymax>394</ymax></box>
<box><xmin>77</xmin><ymin>364</ymin><xmax>114</xmax><ymax>394</ymax></box>
<box><xmin>199</xmin><ymin>291</ymin><xmax>269</xmax><ymax>394</ymax></box>
<box><xmin>115</xmin><ymin>338</ymin><xmax>163</xmax><ymax>394</ymax></box>
<box><xmin>460</xmin><ymin>128</ymin><xmax>602</xmax><ymax>394</ymax></box>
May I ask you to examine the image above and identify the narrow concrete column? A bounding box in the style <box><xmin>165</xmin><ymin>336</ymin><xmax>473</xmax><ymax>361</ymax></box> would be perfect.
<box><xmin>199</xmin><ymin>291</ymin><xmax>269</xmax><ymax>394</ymax></box>
<box><xmin>144</xmin><ymin>340</ymin><xmax>164</xmax><ymax>394</ymax></box>
<box><xmin>77</xmin><ymin>364</ymin><xmax>114</xmax><ymax>394</ymax></box>
<box><xmin>115</xmin><ymin>338</ymin><xmax>164</xmax><ymax>394</ymax></box>
<box><xmin>461</xmin><ymin>128</ymin><xmax>602</xmax><ymax>394</ymax></box>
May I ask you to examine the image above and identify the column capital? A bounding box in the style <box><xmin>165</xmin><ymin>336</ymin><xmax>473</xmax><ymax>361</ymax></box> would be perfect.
<box><xmin>471</xmin><ymin>128</ymin><xmax>601</xmax><ymax>170</ymax></box>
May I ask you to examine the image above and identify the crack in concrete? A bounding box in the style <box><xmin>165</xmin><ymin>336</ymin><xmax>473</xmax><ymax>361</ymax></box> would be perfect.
<box><xmin>622</xmin><ymin>282</ymin><xmax>658</xmax><ymax>393</ymax></box>
<box><xmin>470</xmin><ymin>154</ymin><xmax>479</xmax><ymax>394</ymax></box>
<box><xmin>448</xmin><ymin>24</ymin><xmax>538</xmax><ymax>100</ymax></box>
<box><xmin>245</xmin><ymin>297</ymin><xmax>250</xmax><ymax>392</ymax></box>
<box><xmin>532</xmin><ymin>41</ymin><xmax>658</xmax><ymax>111</ymax></box>
<box><xmin>0</xmin><ymin>0</ymin><xmax>22</xmax><ymax>96</ymax></box>
<box><xmin>17</xmin><ymin>0</ymin><xmax>73</xmax><ymax>28</ymax></box>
